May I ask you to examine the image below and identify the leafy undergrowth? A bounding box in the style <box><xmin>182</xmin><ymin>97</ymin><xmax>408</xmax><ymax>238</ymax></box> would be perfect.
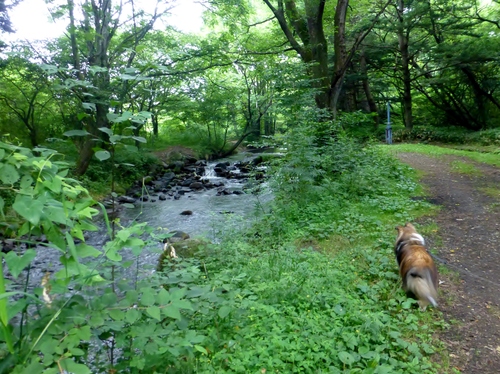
<box><xmin>0</xmin><ymin>135</ymin><xmax>451</xmax><ymax>373</ymax></box>
<box><xmin>171</xmin><ymin>134</ymin><xmax>449</xmax><ymax>373</ymax></box>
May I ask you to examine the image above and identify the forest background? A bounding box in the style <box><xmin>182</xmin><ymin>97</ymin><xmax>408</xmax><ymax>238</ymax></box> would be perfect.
<box><xmin>0</xmin><ymin>0</ymin><xmax>500</xmax><ymax>373</ymax></box>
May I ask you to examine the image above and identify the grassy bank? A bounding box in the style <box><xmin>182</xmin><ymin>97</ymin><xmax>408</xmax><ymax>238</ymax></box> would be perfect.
<box><xmin>383</xmin><ymin>143</ymin><xmax>500</xmax><ymax>167</ymax></box>
<box><xmin>163</xmin><ymin>137</ymin><xmax>450</xmax><ymax>372</ymax></box>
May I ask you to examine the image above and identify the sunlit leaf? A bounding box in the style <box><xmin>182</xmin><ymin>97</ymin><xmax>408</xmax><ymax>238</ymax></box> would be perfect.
<box><xmin>194</xmin><ymin>345</ymin><xmax>208</xmax><ymax>355</ymax></box>
<box><xmin>98</xmin><ymin>127</ymin><xmax>113</xmax><ymax>136</ymax></box>
<box><xmin>132</xmin><ymin>136</ymin><xmax>147</xmax><ymax>143</ymax></box>
<box><xmin>63</xmin><ymin>130</ymin><xmax>91</xmax><ymax>137</ymax></box>
<box><xmin>82</xmin><ymin>102</ymin><xmax>96</xmax><ymax>111</ymax></box>
<box><xmin>95</xmin><ymin>150</ymin><xmax>111</xmax><ymax>161</ymax></box>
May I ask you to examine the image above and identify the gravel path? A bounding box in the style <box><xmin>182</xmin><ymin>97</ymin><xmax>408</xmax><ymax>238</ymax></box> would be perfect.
<box><xmin>397</xmin><ymin>152</ymin><xmax>500</xmax><ymax>373</ymax></box>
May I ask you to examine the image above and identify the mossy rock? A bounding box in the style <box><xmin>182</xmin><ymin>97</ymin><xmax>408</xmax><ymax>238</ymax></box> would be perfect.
<box><xmin>173</xmin><ymin>238</ymin><xmax>209</xmax><ymax>258</ymax></box>
<box><xmin>157</xmin><ymin>238</ymin><xmax>211</xmax><ymax>272</ymax></box>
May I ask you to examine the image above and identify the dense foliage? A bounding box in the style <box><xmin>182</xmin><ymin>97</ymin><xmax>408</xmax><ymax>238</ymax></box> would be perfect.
<box><xmin>1</xmin><ymin>0</ymin><xmax>499</xmax><ymax>372</ymax></box>
<box><xmin>0</xmin><ymin>0</ymin><xmax>499</xmax><ymax>174</ymax></box>
<box><xmin>0</xmin><ymin>126</ymin><xmax>450</xmax><ymax>373</ymax></box>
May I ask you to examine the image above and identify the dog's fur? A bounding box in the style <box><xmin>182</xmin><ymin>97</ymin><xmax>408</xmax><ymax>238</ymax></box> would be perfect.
<box><xmin>394</xmin><ymin>223</ymin><xmax>438</xmax><ymax>310</ymax></box>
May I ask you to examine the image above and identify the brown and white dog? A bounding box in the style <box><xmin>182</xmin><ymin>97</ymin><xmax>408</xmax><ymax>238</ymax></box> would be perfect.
<box><xmin>394</xmin><ymin>223</ymin><xmax>438</xmax><ymax>310</ymax></box>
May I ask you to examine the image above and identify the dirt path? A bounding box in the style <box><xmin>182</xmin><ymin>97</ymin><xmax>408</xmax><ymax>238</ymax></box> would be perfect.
<box><xmin>397</xmin><ymin>152</ymin><xmax>500</xmax><ymax>373</ymax></box>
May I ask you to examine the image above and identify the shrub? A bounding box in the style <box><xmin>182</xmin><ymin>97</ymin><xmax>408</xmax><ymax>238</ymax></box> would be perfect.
<box><xmin>393</xmin><ymin>125</ymin><xmax>500</xmax><ymax>146</ymax></box>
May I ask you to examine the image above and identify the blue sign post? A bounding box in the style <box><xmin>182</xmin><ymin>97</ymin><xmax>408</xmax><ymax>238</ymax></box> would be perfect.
<box><xmin>385</xmin><ymin>101</ymin><xmax>392</xmax><ymax>145</ymax></box>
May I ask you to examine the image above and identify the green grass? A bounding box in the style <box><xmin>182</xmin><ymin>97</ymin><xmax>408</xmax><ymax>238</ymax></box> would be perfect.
<box><xmin>380</xmin><ymin>144</ymin><xmax>500</xmax><ymax>167</ymax></box>
<box><xmin>480</xmin><ymin>186</ymin><xmax>500</xmax><ymax>200</ymax></box>
<box><xmin>450</xmin><ymin>160</ymin><xmax>482</xmax><ymax>176</ymax></box>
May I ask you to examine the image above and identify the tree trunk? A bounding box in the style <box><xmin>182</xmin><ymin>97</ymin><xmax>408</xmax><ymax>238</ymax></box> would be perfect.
<box><xmin>397</xmin><ymin>0</ymin><xmax>413</xmax><ymax>130</ymax></box>
<box><xmin>329</xmin><ymin>0</ymin><xmax>349</xmax><ymax>116</ymax></box>
<box><xmin>360</xmin><ymin>49</ymin><xmax>379</xmax><ymax>127</ymax></box>
<box><xmin>75</xmin><ymin>139</ymin><xmax>95</xmax><ymax>176</ymax></box>
<box><xmin>152</xmin><ymin>114</ymin><xmax>159</xmax><ymax>137</ymax></box>
<box><xmin>28</xmin><ymin>125</ymin><xmax>38</xmax><ymax>148</ymax></box>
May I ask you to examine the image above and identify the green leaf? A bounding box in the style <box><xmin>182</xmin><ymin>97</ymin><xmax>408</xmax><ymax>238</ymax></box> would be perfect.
<box><xmin>218</xmin><ymin>305</ymin><xmax>232</xmax><ymax>319</ymax></box>
<box><xmin>156</xmin><ymin>289</ymin><xmax>170</xmax><ymax>305</ymax></box>
<box><xmin>374</xmin><ymin>365</ymin><xmax>395</xmax><ymax>374</ymax></box>
<box><xmin>126</xmin><ymin>237</ymin><xmax>145</xmax><ymax>256</ymax></box>
<box><xmin>63</xmin><ymin>130</ymin><xmax>91</xmax><ymax>137</ymax></box>
<box><xmin>89</xmin><ymin>66</ymin><xmax>108</xmax><ymax>73</ymax></box>
<box><xmin>0</xmin><ymin>164</ymin><xmax>20</xmax><ymax>184</ymax></box>
<box><xmin>76</xmin><ymin>243</ymin><xmax>102</xmax><ymax>258</ymax></box>
<box><xmin>171</xmin><ymin>299</ymin><xmax>193</xmax><ymax>311</ymax></box>
<box><xmin>116</xmin><ymin>229</ymin><xmax>131</xmax><ymax>242</ymax></box>
<box><xmin>20</xmin><ymin>359</ymin><xmax>44</xmax><ymax>373</ymax></box>
<box><xmin>0</xmin><ymin>149</ymin><xmax>5</xmax><ymax>160</ymax></box>
<box><xmin>106</xmin><ymin>113</ymin><xmax>120</xmax><ymax>122</ymax></box>
<box><xmin>4</xmin><ymin>249</ymin><xmax>36</xmax><ymax>279</ymax></box>
<box><xmin>125</xmin><ymin>308</ymin><xmax>141</xmax><ymax>324</ymax></box>
<box><xmin>95</xmin><ymin>150</ymin><xmax>111</xmax><ymax>161</ymax></box>
<box><xmin>59</xmin><ymin>358</ymin><xmax>92</xmax><ymax>374</ymax></box>
<box><xmin>43</xmin><ymin>176</ymin><xmax>62</xmax><ymax>193</ymax></box>
<box><xmin>13</xmin><ymin>195</ymin><xmax>44</xmax><ymax>225</ymax></box>
<box><xmin>104</xmin><ymin>243</ymin><xmax>122</xmax><ymax>261</ymax></box>
<box><xmin>43</xmin><ymin>206</ymin><xmax>67</xmax><ymax>225</ymax></box>
<box><xmin>140</xmin><ymin>288</ymin><xmax>155</xmax><ymax>306</ymax></box>
<box><xmin>132</xmin><ymin>136</ymin><xmax>147</xmax><ymax>143</ymax></box>
<box><xmin>0</xmin><ymin>196</ymin><xmax>4</xmax><ymax>217</ymax></box>
<box><xmin>110</xmin><ymin>135</ymin><xmax>122</xmax><ymax>143</ymax></box>
<box><xmin>194</xmin><ymin>345</ymin><xmax>208</xmax><ymax>355</ymax></box>
<box><xmin>66</xmin><ymin>232</ymin><xmax>79</xmax><ymax>263</ymax></box>
<box><xmin>82</xmin><ymin>102</ymin><xmax>96</xmax><ymax>111</ymax></box>
<box><xmin>77</xmin><ymin>112</ymin><xmax>88</xmax><ymax>121</ymax></box>
<box><xmin>109</xmin><ymin>111</ymin><xmax>132</xmax><ymax>123</ymax></box>
<box><xmin>146</xmin><ymin>306</ymin><xmax>161</xmax><ymax>321</ymax></box>
<box><xmin>19</xmin><ymin>175</ymin><xmax>33</xmax><ymax>189</ymax></box>
<box><xmin>338</xmin><ymin>351</ymin><xmax>355</xmax><ymax>366</ymax></box>
<box><xmin>109</xmin><ymin>309</ymin><xmax>125</xmax><ymax>321</ymax></box>
<box><xmin>162</xmin><ymin>305</ymin><xmax>181</xmax><ymax>320</ymax></box>
<box><xmin>186</xmin><ymin>286</ymin><xmax>210</xmax><ymax>298</ymax></box>
<box><xmin>98</xmin><ymin>127</ymin><xmax>113</xmax><ymax>136</ymax></box>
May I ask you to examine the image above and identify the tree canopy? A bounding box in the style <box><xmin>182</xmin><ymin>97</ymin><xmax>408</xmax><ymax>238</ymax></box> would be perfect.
<box><xmin>0</xmin><ymin>0</ymin><xmax>499</xmax><ymax>171</ymax></box>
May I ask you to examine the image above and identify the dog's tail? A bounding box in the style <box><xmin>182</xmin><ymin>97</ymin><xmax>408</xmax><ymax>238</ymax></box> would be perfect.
<box><xmin>406</xmin><ymin>267</ymin><xmax>438</xmax><ymax>308</ymax></box>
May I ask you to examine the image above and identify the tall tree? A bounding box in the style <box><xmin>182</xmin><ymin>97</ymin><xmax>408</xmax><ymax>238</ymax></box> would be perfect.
<box><xmin>48</xmin><ymin>0</ymin><xmax>169</xmax><ymax>175</ymax></box>
<box><xmin>259</xmin><ymin>0</ymin><xmax>389</xmax><ymax>118</ymax></box>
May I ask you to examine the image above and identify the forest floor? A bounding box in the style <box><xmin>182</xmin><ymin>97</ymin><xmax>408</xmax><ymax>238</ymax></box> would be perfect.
<box><xmin>397</xmin><ymin>152</ymin><xmax>500</xmax><ymax>374</ymax></box>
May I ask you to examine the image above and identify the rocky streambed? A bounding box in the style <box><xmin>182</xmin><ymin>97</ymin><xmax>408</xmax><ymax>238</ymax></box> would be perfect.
<box><xmin>102</xmin><ymin>150</ymin><xmax>275</xmax><ymax>240</ymax></box>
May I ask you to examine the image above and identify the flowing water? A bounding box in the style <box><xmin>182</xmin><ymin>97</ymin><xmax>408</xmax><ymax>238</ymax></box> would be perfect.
<box><xmin>10</xmin><ymin>151</ymin><xmax>275</xmax><ymax>290</ymax></box>
<box><xmin>121</xmin><ymin>151</ymin><xmax>274</xmax><ymax>241</ymax></box>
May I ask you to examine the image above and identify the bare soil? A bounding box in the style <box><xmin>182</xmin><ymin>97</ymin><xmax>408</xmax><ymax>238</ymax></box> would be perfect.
<box><xmin>397</xmin><ymin>152</ymin><xmax>500</xmax><ymax>374</ymax></box>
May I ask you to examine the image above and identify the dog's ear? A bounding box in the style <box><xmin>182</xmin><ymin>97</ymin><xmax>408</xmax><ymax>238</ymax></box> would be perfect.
<box><xmin>405</xmin><ymin>222</ymin><xmax>416</xmax><ymax>230</ymax></box>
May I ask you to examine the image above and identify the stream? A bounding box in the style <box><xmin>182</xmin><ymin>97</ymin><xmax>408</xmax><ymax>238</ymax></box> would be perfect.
<box><xmin>121</xmin><ymin>151</ymin><xmax>274</xmax><ymax>241</ymax></box>
<box><xmin>9</xmin><ymin>150</ymin><xmax>276</xmax><ymax>291</ymax></box>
